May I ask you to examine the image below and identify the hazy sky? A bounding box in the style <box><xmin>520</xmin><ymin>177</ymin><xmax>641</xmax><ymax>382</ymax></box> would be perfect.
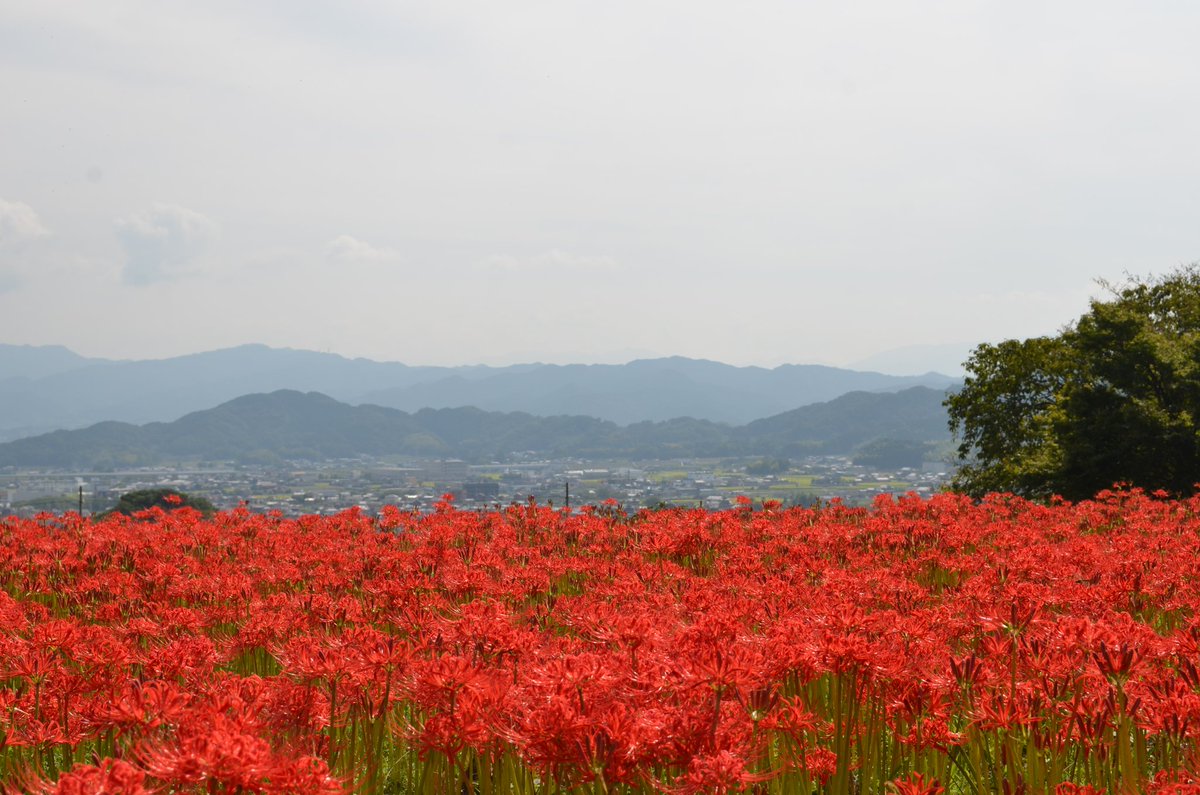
<box><xmin>2</xmin><ymin>2</ymin><xmax>1198</xmax><ymax>372</ymax></box>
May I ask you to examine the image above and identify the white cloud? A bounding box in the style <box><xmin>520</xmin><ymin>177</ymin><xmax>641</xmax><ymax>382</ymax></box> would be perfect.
<box><xmin>114</xmin><ymin>203</ymin><xmax>218</xmax><ymax>285</ymax></box>
<box><xmin>326</xmin><ymin>235</ymin><xmax>403</xmax><ymax>265</ymax></box>
<box><xmin>0</xmin><ymin>199</ymin><xmax>51</xmax><ymax>292</ymax></box>
<box><xmin>0</xmin><ymin>199</ymin><xmax>50</xmax><ymax>246</ymax></box>
<box><xmin>479</xmin><ymin>249</ymin><xmax>620</xmax><ymax>273</ymax></box>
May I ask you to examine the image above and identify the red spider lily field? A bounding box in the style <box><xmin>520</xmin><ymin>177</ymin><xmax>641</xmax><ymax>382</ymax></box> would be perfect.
<box><xmin>5</xmin><ymin>491</ymin><xmax>1200</xmax><ymax>794</ymax></box>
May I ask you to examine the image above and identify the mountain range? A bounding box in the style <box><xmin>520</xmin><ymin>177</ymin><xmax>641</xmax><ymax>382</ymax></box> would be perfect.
<box><xmin>0</xmin><ymin>344</ymin><xmax>959</xmax><ymax>441</ymax></box>
<box><xmin>0</xmin><ymin>387</ymin><xmax>953</xmax><ymax>469</ymax></box>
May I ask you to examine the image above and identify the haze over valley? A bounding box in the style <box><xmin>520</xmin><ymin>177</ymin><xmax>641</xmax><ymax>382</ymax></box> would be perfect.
<box><xmin>0</xmin><ymin>343</ymin><xmax>958</xmax><ymax>442</ymax></box>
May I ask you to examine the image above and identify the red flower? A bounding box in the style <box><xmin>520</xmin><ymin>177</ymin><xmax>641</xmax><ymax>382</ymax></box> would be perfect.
<box><xmin>889</xmin><ymin>773</ymin><xmax>945</xmax><ymax>795</ymax></box>
<box><xmin>676</xmin><ymin>749</ymin><xmax>771</xmax><ymax>794</ymax></box>
<box><xmin>26</xmin><ymin>759</ymin><xmax>150</xmax><ymax>795</ymax></box>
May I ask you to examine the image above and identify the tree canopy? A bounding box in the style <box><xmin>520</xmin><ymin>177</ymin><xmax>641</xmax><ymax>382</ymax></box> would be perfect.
<box><xmin>946</xmin><ymin>266</ymin><xmax>1200</xmax><ymax>500</ymax></box>
<box><xmin>106</xmin><ymin>488</ymin><xmax>216</xmax><ymax>518</ymax></box>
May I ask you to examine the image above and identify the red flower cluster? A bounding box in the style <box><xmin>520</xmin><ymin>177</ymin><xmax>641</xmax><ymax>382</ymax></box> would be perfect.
<box><xmin>3</xmin><ymin>488</ymin><xmax>1200</xmax><ymax>793</ymax></box>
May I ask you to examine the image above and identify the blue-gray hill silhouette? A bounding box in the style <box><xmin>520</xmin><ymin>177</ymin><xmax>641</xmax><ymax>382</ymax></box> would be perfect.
<box><xmin>0</xmin><ymin>344</ymin><xmax>958</xmax><ymax>442</ymax></box>
<box><xmin>0</xmin><ymin>387</ymin><xmax>951</xmax><ymax>468</ymax></box>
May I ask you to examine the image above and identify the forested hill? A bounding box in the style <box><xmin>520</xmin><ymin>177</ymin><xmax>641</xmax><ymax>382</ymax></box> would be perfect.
<box><xmin>0</xmin><ymin>344</ymin><xmax>958</xmax><ymax>441</ymax></box>
<box><xmin>0</xmin><ymin>387</ymin><xmax>951</xmax><ymax>468</ymax></box>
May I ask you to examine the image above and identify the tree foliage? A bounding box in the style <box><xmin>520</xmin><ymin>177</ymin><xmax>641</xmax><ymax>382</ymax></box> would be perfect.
<box><xmin>107</xmin><ymin>488</ymin><xmax>216</xmax><ymax>517</ymax></box>
<box><xmin>745</xmin><ymin>457</ymin><xmax>791</xmax><ymax>475</ymax></box>
<box><xmin>947</xmin><ymin>266</ymin><xmax>1200</xmax><ymax>499</ymax></box>
<box><xmin>852</xmin><ymin>438</ymin><xmax>932</xmax><ymax>470</ymax></box>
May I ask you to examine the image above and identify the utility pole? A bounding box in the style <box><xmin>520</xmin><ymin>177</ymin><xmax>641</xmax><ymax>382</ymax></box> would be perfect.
<box><xmin>78</xmin><ymin>486</ymin><xmax>84</xmax><ymax>515</ymax></box>
<box><xmin>564</xmin><ymin>480</ymin><xmax>570</xmax><ymax>510</ymax></box>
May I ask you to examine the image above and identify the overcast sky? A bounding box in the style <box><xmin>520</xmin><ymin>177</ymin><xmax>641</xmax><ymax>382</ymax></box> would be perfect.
<box><xmin>2</xmin><ymin>2</ymin><xmax>1198</xmax><ymax>373</ymax></box>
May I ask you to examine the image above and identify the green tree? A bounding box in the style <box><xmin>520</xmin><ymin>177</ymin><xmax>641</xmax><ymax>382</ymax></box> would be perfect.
<box><xmin>946</xmin><ymin>266</ymin><xmax>1200</xmax><ymax>500</ymax></box>
<box><xmin>745</xmin><ymin>457</ymin><xmax>791</xmax><ymax>475</ymax></box>
<box><xmin>105</xmin><ymin>488</ymin><xmax>216</xmax><ymax>518</ymax></box>
<box><xmin>945</xmin><ymin>336</ymin><xmax>1072</xmax><ymax>498</ymax></box>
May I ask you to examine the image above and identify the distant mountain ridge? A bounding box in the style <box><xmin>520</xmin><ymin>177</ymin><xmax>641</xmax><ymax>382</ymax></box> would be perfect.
<box><xmin>360</xmin><ymin>357</ymin><xmax>957</xmax><ymax>425</ymax></box>
<box><xmin>0</xmin><ymin>387</ymin><xmax>953</xmax><ymax>468</ymax></box>
<box><xmin>0</xmin><ymin>344</ymin><xmax>116</xmax><ymax>380</ymax></box>
<box><xmin>0</xmin><ymin>344</ymin><xmax>959</xmax><ymax>441</ymax></box>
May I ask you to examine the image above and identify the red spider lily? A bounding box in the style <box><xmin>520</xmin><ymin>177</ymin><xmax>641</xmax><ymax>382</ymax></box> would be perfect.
<box><xmin>101</xmin><ymin>679</ymin><xmax>191</xmax><ymax>734</ymax></box>
<box><xmin>1150</xmin><ymin>770</ymin><xmax>1200</xmax><ymax>793</ymax></box>
<box><xmin>135</xmin><ymin>710</ymin><xmax>343</xmax><ymax>795</ymax></box>
<box><xmin>1055</xmin><ymin>784</ymin><xmax>1107</xmax><ymax>794</ymax></box>
<box><xmin>759</xmin><ymin>696</ymin><xmax>821</xmax><ymax>737</ymax></box>
<box><xmin>889</xmin><ymin>772</ymin><xmax>945</xmax><ymax>795</ymax></box>
<box><xmin>950</xmin><ymin>652</ymin><xmax>983</xmax><ymax>689</ymax></box>
<box><xmin>572</xmin><ymin>704</ymin><xmax>658</xmax><ymax>786</ymax></box>
<box><xmin>15</xmin><ymin>719</ymin><xmax>68</xmax><ymax>749</ymax></box>
<box><xmin>5</xmin><ymin>646</ymin><xmax>60</xmax><ymax>683</ymax></box>
<box><xmin>24</xmin><ymin>758</ymin><xmax>150</xmax><ymax>795</ymax></box>
<box><xmin>676</xmin><ymin>748</ymin><xmax>772</xmax><ymax>794</ymax></box>
<box><xmin>684</xmin><ymin>645</ymin><xmax>757</xmax><ymax>697</ymax></box>
<box><xmin>6</xmin><ymin>487</ymin><xmax>1200</xmax><ymax>793</ymax></box>
<box><xmin>411</xmin><ymin>653</ymin><xmax>482</xmax><ymax>706</ymax></box>
<box><xmin>735</xmin><ymin>683</ymin><xmax>779</xmax><ymax>723</ymax></box>
<box><xmin>1093</xmin><ymin>640</ymin><xmax>1143</xmax><ymax>685</ymax></box>
<box><xmin>274</xmin><ymin>636</ymin><xmax>361</xmax><ymax>688</ymax></box>
<box><xmin>800</xmin><ymin>747</ymin><xmax>838</xmax><ymax>785</ymax></box>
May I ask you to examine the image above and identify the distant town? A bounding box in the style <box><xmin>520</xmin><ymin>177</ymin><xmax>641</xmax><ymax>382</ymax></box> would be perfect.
<box><xmin>1</xmin><ymin>454</ymin><xmax>953</xmax><ymax>518</ymax></box>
